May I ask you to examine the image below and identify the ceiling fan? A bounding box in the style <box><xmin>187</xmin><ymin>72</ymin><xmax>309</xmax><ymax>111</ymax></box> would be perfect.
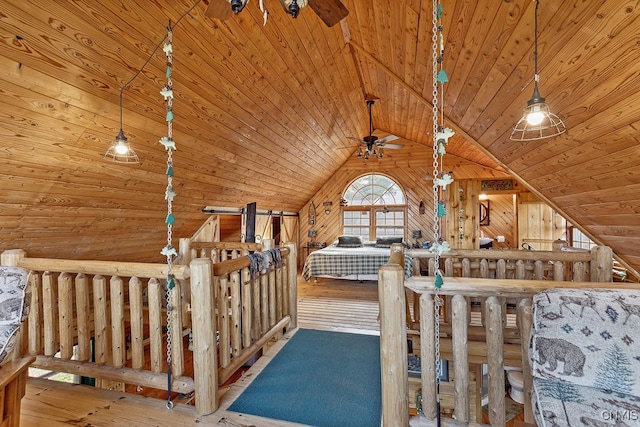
<box><xmin>347</xmin><ymin>99</ymin><xmax>403</xmax><ymax>160</ymax></box>
<box><xmin>205</xmin><ymin>0</ymin><xmax>349</xmax><ymax>28</ymax></box>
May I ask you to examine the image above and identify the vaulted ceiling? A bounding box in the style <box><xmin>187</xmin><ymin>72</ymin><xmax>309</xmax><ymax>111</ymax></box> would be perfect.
<box><xmin>0</xmin><ymin>0</ymin><xmax>638</xmax><ymax>276</ymax></box>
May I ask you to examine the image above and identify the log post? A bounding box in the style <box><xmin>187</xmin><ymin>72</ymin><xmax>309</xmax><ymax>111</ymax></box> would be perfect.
<box><xmin>148</xmin><ymin>278</ymin><xmax>163</xmax><ymax>373</ymax></box>
<box><xmin>590</xmin><ymin>245</ymin><xmax>613</xmax><ymax>282</ymax></box>
<box><xmin>379</xmin><ymin>261</ymin><xmax>408</xmax><ymax>427</ymax></box>
<box><xmin>518</xmin><ymin>298</ymin><xmax>534</xmax><ymax>423</ymax></box>
<box><xmin>230</xmin><ymin>270</ymin><xmax>242</xmax><ymax>357</ymax></box>
<box><xmin>420</xmin><ymin>293</ymin><xmax>437</xmax><ymax>419</ymax></box>
<box><xmin>283</xmin><ymin>242</ymin><xmax>297</xmax><ymax>329</ymax></box>
<box><xmin>129</xmin><ymin>277</ymin><xmax>144</xmax><ymax>369</ymax></box>
<box><xmin>1</xmin><ymin>249</ymin><xmax>26</xmax><ymax>266</ymax></box>
<box><xmin>178</xmin><ymin>237</ymin><xmax>192</xmax><ymax>265</ymax></box>
<box><xmin>452</xmin><ymin>294</ymin><xmax>469</xmax><ymax>423</ymax></box>
<box><xmin>170</xmin><ymin>278</ymin><xmax>185</xmax><ymax>377</ymax></box>
<box><xmin>75</xmin><ymin>274</ymin><xmax>91</xmax><ymax>362</ymax></box>
<box><xmin>190</xmin><ymin>258</ymin><xmax>218</xmax><ymax>415</ymax></box>
<box><xmin>58</xmin><ymin>273</ymin><xmax>74</xmax><ymax>360</ymax></box>
<box><xmin>92</xmin><ymin>275</ymin><xmax>109</xmax><ymax>365</ymax></box>
<box><xmin>110</xmin><ymin>276</ymin><xmax>125</xmax><ymax>368</ymax></box>
<box><xmin>485</xmin><ymin>296</ymin><xmax>505</xmax><ymax>427</ymax></box>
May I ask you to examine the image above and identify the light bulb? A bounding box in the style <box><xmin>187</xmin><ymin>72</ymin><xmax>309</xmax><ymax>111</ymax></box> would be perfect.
<box><xmin>526</xmin><ymin>110</ymin><xmax>545</xmax><ymax>126</ymax></box>
<box><xmin>115</xmin><ymin>141</ymin><xmax>129</xmax><ymax>155</ymax></box>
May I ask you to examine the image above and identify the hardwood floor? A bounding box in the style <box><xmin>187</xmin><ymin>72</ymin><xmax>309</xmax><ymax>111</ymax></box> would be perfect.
<box><xmin>18</xmin><ymin>275</ymin><xmax>524</xmax><ymax>426</ymax></box>
<box><xmin>297</xmin><ymin>277</ymin><xmax>380</xmax><ymax>334</ymax></box>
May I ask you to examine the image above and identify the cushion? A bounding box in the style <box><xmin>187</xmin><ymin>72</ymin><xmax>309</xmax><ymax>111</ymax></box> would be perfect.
<box><xmin>532</xmin><ymin>377</ymin><xmax>639</xmax><ymax>427</ymax></box>
<box><xmin>375</xmin><ymin>236</ymin><xmax>403</xmax><ymax>248</ymax></box>
<box><xmin>336</xmin><ymin>235</ymin><xmax>363</xmax><ymax>248</ymax></box>
<box><xmin>0</xmin><ymin>267</ymin><xmax>31</xmax><ymax>365</ymax></box>
<box><xmin>530</xmin><ymin>288</ymin><xmax>640</xmax><ymax>397</ymax></box>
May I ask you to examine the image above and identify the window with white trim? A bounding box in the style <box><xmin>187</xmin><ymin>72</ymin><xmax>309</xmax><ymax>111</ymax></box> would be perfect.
<box><xmin>342</xmin><ymin>174</ymin><xmax>406</xmax><ymax>242</ymax></box>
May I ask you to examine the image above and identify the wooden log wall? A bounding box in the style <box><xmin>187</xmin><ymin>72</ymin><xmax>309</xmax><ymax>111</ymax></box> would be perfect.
<box><xmin>479</xmin><ymin>193</ymin><xmax>516</xmax><ymax>249</ymax></box>
<box><xmin>517</xmin><ymin>192</ymin><xmax>567</xmax><ymax>251</ymax></box>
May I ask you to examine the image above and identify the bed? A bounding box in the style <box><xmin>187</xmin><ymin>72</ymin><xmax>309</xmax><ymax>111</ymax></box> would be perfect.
<box><xmin>302</xmin><ymin>237</ymin><xmax>414</xmax><ymax>282</ymax></box>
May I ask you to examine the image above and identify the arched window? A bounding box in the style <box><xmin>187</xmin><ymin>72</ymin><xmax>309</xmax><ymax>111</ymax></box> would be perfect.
<box><xmin>342</xmin><ymin>174</ymin><xmax>406</xmax><ymax>241</ymax></box>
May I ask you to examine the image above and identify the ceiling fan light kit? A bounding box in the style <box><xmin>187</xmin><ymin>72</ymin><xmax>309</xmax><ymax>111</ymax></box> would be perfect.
<box><xmin>349</xmin><ymin>99</ymin><xmax>402</xmax><ymax>161</ymax></box>
<box><xmin>216</xmin><ymin>0</ymin><xmax>346</xmax><ymax>27</ymax></box>
<box><xmin>510</xmin><ymin>0</ymin><xmax>566</xmax><ymax>141</ymax></box>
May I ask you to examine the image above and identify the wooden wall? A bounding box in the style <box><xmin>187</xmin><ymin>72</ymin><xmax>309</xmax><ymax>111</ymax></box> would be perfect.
<box><xmin>479</xmin><ymin>193</ymin><xmax>517</xmax><ymax>249</ymax></box>
<box><xmin>297</xmin><ymin>140</ymin><xmax>509</xmax><ymax>265</ymax></box>
<box><xmin>445</xmin><ymin>179</ymin><xmax>524</xmax><ymax>250</ymax></box>
<box><xmin>517</xmin><ymin>192</ymin><xmax>567</xmax><ymax>251</ymax></box>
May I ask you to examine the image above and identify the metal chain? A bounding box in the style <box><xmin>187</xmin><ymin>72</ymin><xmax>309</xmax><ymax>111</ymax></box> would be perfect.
<box><xmin>431</xmin><ymin>1</ymin><xmax>444</xmax><ymax>422</ymax></box>
<box><xmin>164</xmin><ymin>22</ymin><xmax>175</xmax><ymax>410</ymax></box>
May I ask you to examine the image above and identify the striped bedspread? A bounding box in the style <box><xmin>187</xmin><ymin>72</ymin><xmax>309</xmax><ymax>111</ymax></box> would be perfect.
<box><xmin>302</xmin><ymin>245</ymin><xmax>413</xmax><ymax>281</ymax></box>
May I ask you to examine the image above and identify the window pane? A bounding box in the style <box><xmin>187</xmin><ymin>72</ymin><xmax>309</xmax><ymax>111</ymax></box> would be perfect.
<box><xmin>343</xmin><ymin>174</ymin><xmax>406</xmax><ymax>240</ymax></box>
<box><xmin>344</xmin><ymin>174</ymin><xmax>405</xmax><ymax>205</ymax></box>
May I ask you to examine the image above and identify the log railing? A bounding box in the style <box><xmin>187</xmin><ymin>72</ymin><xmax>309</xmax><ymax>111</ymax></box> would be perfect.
<box><xmin>407</xmin><ymin>243</ymin><xmax>613</xmax><ymax>283</ymax></box>
<box><xmin>1</xmin><ymin>248</ymin><xmax>193</xmax><ymax>395</ymax></box>
<box><xmin>1</xmin><ymin>242</ymin><xmax>297</xmax><ymax>416</ymax></box>
<box><xmin>404</xmin><ymin>245</ymin><xmax>613</xmax><ymax>329</ymax></box>
<box><xmin>189</xmin><ymin>242</ymin><xmax>297</xmax><ymax>414</ymax></box>
<box><xmin>187</xmin><ymin>241</ymin><xmax>263</xmax><ymax>264</ymax></box>
<box><xmin>378</xmin><ymin>244</ymin><xmax>634</xmax><ymax>427</ymax></box>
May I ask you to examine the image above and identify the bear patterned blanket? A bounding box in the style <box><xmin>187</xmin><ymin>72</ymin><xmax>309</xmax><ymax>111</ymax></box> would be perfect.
<box><xmin>530</xmin><ymin>288</ymin><xmax>640</xmax><ymax>427</ymax></box>
<box><xmin>0</xmin><ymin>266</ymin><xmax>30</xmax><ymax>364</ymax></box>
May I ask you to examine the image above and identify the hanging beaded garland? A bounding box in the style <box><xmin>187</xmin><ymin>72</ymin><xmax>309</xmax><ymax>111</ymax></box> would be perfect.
<box><xmin>161</xmin><ymin>21</ymin><xmax>177</xmax><ymax>410</ymax></box>
<box><xmin>429</xmin><ymin>2</ymin><xmax>452</xmax><ymax>425</ymax></box>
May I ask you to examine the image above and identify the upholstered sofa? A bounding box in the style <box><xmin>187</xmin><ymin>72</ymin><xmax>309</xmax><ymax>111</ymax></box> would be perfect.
<box><xmin>530</xmin><ymin>288</ymin><xmax>640</xmax><ymax>427</ymax></box>
<box><xmin>0</xmin><ymin>266</ymin><xmax>33</xmax><ymax>427</ymax></box>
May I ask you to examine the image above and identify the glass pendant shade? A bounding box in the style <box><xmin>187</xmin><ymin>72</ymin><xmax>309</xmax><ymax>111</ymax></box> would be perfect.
<box><xmin>510</xmin><ymin>84</ymin><xmax>566</xmax><ymax>141</ymax></box>
<box><xmin>104</xmin><ymin>129</ymin><xmax>140</xmax><ymax>163</ymax></box>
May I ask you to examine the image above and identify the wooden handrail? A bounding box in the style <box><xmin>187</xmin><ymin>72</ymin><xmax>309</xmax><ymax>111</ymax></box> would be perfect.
<box><xmin>406</xmin><ymin>248</ymin><xmax>591</xmax><ymax>262</ymax></box>
<box><xmin>190</xmin><ymin>241</ymin><xmax>263</xmax><ymax>251</ymax></box>
<box><xmin>16</xmin><ymin>257</ymin><xmax>190</xmax><ymax>280</ymax></box>
<box><xmin>405</xmin><ymin>276</ymin><xmax>634</xmax><ymax>298</ymax></box>
<box><xmin>211</xmin><ymin>247</ymin><xmax>290</xmax><ymax>277</ymax></box>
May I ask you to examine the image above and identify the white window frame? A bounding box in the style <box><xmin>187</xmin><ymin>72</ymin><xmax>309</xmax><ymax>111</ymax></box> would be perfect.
<box><xmin>341</xmin><ymin>174</ymin><xmax>406</xmax><ymax>242</ymax></box>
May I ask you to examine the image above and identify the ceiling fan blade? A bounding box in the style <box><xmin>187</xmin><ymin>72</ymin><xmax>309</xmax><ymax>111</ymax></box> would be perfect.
<box><xmin>204</xmin><ymin>0</ymin><xmax>233</xmax><ymax>20</ymax></box>
<box><xmin>376</xmin><ymin>135</ymin><xmax>399</xmax><ymax>145</ymax></box>
<box><xmin>381</xmin><ymin>143</ymin><xmax>404</xmax><ymax>149</ymax></box>
<box><xmin>308</xmin><ymin>0</ymin><xmax>349</xmax><ymax>27</ymax></box>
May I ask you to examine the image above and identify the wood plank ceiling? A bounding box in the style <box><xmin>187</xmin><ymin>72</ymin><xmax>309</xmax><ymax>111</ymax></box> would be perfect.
<box><xmin>0</xmin><ymin>0</ymin><xmax>638</xmax><ymax>276</ymax></box>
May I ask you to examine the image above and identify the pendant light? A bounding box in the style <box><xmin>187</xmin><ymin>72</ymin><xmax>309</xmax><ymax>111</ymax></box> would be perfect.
<box><xmin>510</xmin><ymin>0</ymin><xmax>566</xmax><ymax>141</ymax></box>
<box><xmin>103</xmin><ymin>87</ymin><xmax>140</xmax><ymax>163</ymax></box>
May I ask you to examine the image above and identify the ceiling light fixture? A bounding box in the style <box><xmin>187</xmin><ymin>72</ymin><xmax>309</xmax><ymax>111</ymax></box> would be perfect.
<box><xmin>103</xmin><ymin>88</ymin><xmax>140</xmax><ymax>163</ymax></box>
<box><xmin>104</xmin><ymin>0</ymin><xmax>200</xmax><ymax>164</ymax></box>
<box><xmin>280</xmin><ymin>0</ymin><xmax>307</xmax><ymax>18</ymax></box>
<box><xmin>510</xmin><ymin>0</ymin><xmax>566</xmax><ymax>141</ymax></box>
<box><xmin>227</xmin><ymin>0</ymin><xmax>308</xmax><ymax>19</ymax></box>
<box><xmin>348</xmin><ymin>99</ymin><xmax>402</xmax><ymax>161</ymax></box>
